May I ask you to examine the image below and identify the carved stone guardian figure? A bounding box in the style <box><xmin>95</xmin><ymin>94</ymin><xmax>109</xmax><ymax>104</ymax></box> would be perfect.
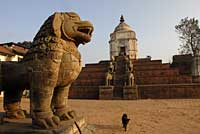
<box><xmin>126</xmin><ymin>57</ymin><xmax>133</xmax><ymax>72</ymax></box>
<box><xmin>126</xmin><ymin>71</ymin><xmax>135</xmax><ymax>86</ymax></box>
<box><xmin>0</xmin><ymin>12</ymin><xmax>94</xmax><ymax>129</ymax></box>
<box><xmin>125</xmin><ymin>58</ymin><xmax>134</xmax><ymax>86</ymax></box>
<box><xmin>105</xmin><ymin>62</ymin><xmax>114</xmax><ymax>86</ymax></box>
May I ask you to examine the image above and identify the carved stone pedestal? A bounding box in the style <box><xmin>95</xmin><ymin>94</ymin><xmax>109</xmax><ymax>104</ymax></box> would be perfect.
<box><xmin>123</xmin><ymin>86</ymin><xmax>138</xmax><ymax>100</ymax></box>
<box><xmin>99</xmin><ymin>86</ymin><xmax>114</xmax><ymax>99</ymax></box>
<box><xmin>0</xmin><ymin>113</ymin><xmax>95</xmax><ymax>134</ymax></box>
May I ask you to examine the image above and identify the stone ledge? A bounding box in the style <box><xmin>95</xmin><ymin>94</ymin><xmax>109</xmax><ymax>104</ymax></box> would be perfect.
<box><xmin>0</xmin><ymin>113</ymin><xmax>95</xmax><ymax>134</ymax></box>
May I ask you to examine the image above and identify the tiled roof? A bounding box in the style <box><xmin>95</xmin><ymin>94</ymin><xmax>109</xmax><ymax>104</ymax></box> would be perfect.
<box><xmin>0</xmin><ymin>46</ymin><xmax>15</xmax><ymax>56</ymax></box>
<box><xmin>0</xmin><ymin>42</ymin><xmax>28</xmax><ymax>56</ymax></box>
<box><xmin>12</xmin><ymin>45</ymin><xmax>28</xmax><ymax>55</ymax></box>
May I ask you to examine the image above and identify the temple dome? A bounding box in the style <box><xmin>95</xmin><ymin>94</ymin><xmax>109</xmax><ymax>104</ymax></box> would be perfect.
<box><xmin>114</xmin><ymin>22</ymin><xmax>132</xmax><ymax>32</ymax></box>
<box><xmin>114</xmin><ymin>15</ymin><xmax>134</xmax><ymax>32</ymax></box>
<box><xmin>109</xmin><ymin>15</ymin><xmax>138</xmax><ymax>60</ymax></box>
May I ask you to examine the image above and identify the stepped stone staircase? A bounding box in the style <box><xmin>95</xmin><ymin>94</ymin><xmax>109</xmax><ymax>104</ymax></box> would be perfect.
<box><xmin>69</xmin><ymin>55</ymin><xmax>200</xmax><ymax>99</ymax></box>
<box><xmin>133</xmin><ymin>58</ymin><xmax>200</xmax><ymax>99</ymax></box>
<box><xmin>69</xmin><ymin>61</ymin><xmax>109</xmax><ymax>99</ymax></box>
<box><xmin>113</xmin><ymin>56</ymin><xmax>126</xmax><ymax>98</ymax></box>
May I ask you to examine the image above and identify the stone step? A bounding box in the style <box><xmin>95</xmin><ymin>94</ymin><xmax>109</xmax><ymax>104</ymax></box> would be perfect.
<box><xmin>78</xmin><ymin>73</ymin><xmax>105</xmax><ymax>79</ymax></box>
<box><xmin>135</xmin><ymin>69</ymin><xmax>179</xmax><ymax>76</ymax></box>
<box><xmin>81</xmin><ymin>68</ymin><xmax>108</xmax><ymax>73</ymax></box>
<box><xmin>72</xmin><ymin>79</ymin><xmax>104</xmax><ymax>86</ymax></box>
<box><xmin>0</xmin><ymin>114</ymin><xmax>95</xmax><ymax>134</ymax></box>
<box><xmin>85</xmin><ymin>64</ymin><xmax>108</xmax><ymax>68</ymax></box>
<box><xmin>136</xmin><ymin>75</ymin><xmax>192</xmax><ymax>84</ymax></box>
<box><xmin>134</xmin><ymin>63</ymin><xmax>170</xmax><ymax>70</ymax></box>
<box><xmin>133</xmin><ymin>59</ymin><xmax>162</xmax><ymax>64</ymax></box>
<box><xmin>69</xmin><ymin>86</ymin><xmax>99</xmax><ymax>99</ymax></box>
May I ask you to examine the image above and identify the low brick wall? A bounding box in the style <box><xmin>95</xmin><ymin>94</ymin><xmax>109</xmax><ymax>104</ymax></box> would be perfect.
<box><xmin>69</xmin><ymin>86</ymin><xmax>99</xmax><ymax>99</ymax></box>
<box><xmin>138</xmin><ymin>83</ymin><xmax>200</xmax><ymax>99</ymax></box>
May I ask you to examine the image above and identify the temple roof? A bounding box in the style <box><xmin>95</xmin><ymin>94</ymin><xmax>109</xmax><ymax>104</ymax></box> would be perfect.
<box><xmin>114</xmin><ymin>15</ymin><xmax>133</xmax><ymax>32</ymax></box>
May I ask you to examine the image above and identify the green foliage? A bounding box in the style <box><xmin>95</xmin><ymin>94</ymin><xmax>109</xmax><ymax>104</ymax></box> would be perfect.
<box><xmin>175</xmin><ymin>17</ymin><xmax>200</xmax><ymax>56</ymax></box>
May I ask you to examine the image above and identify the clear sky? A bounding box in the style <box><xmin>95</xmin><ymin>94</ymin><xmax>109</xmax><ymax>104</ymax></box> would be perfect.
<box><xmin>0</xmin><ymin>0</ymin><xmax>200</xmax><ymax>65</ymax></box>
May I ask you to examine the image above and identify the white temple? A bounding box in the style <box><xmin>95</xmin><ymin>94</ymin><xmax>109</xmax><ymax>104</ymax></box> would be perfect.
<box><xmin>109</xmin><ymin>15</ymin><xmax>138</xmax><ymax>60</ymax></box>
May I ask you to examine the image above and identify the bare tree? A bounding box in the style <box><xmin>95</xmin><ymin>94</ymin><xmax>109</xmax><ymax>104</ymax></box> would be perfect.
<box><xmin>175</xmin><ymin>17</ymin><xmax>200</xmax><ymax>56</ymax></box>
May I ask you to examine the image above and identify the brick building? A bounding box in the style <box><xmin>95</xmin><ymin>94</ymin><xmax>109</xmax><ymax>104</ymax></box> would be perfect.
<box><xmin>0</xmin><ymin>42</ymin><xmax>28</xmax><ymax>61</ymax></box>
<box><xmin>0</xmin><ymin>42</ymin><xmax>28</xmax><ymax>97</ymax></box>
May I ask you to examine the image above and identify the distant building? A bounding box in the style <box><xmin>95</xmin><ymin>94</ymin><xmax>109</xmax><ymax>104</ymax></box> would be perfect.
<box><xmin>0</xmin><ymin>42</ymin><xmax>28</xmax><ymax>61</ymax></box>
<box><xmin>0</xmin><ymin>42</ymin><xmax>28</xmax><ymax>97</ymax></box>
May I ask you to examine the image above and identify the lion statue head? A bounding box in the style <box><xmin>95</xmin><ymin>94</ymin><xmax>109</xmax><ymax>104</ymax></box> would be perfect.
<box><xmin>33</xmin><ymin>12</ymin><xmax>94</xmax><ymax>46</ymax></box>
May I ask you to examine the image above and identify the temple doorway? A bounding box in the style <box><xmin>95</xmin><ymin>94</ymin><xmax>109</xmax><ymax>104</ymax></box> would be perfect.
<box><xmin>120</xmin><ymin>47</ymin><xmax>126</xmax><ymax>56</ymax></box>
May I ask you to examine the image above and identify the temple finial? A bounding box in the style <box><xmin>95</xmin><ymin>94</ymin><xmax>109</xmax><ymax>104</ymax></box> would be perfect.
<box><xmin>120</xmin><ymin>15</ymin><xmax>125</xmax><ymax>23</ymax></box>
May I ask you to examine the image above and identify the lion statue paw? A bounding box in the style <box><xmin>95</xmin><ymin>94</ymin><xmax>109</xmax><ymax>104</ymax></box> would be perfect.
<box><xmin>54</xmin><ymin>107</ymin><xmax>77</xmax><ymax>121</ymax></box>
<box><xmin>5</xmin><ymin>109</ymin><xmax>26</xmax><ymax>119</ymax></box>
<box><xmin>32</xmin><ymin>112</ymin><xmax>60</xmax><ymax>129</ymax></box>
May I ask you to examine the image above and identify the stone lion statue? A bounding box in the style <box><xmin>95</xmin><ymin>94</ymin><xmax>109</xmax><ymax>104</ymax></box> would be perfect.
<box><xmin>105</xmin><ymin>62</ymin><xmax>114</xmax><ymax>86</ymax></box>
<box><xmin>105</xmin><ymin>72</ymin><xmax>113</xmax><ymax>86</ymax></box>
<box><xmin>0</xmin><ymin>12</ymin><xmax>93</xmax><ymax>129</ymax></box>
<box><xmin>125</xmin><ymin>71</ymin><xmax>135</xmax><ymax>86</ymax></box>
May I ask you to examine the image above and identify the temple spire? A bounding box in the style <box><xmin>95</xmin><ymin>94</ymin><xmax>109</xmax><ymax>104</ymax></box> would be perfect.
<box><xmin>120</xmin><ymin>15</ymin><xmax>125</xmax><ymax>23</ymax></box>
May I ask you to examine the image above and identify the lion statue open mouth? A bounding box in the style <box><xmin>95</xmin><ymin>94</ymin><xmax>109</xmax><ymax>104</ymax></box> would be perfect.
<box><xmin>0</xmin><ymin>12</ymin><xmax>93</xmax><ymax>129</ymax></box>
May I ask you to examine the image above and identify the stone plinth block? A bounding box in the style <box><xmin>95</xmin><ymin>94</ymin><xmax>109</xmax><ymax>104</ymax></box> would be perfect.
<box><xmin>99</xmin><ymin>86</ymin><xmax>114</xmax><ymax>100</ymax></box>
<box><xmin>192</xmin><ymin>76</ymin><xmax>200</xmax><ymax>83</ymax></box>
<box><xmin>0</xmin><ymin>113</ymin><xmax>95</xmax><ymax>134</ymax></box>
<box><xmin>123</xmin><ymin>86</ymin><xmax>138</xmax><ymax>100</ymax></box>
<box><xmin>192</xmin><ymin>56</ymin><xmax>200</xmax><ymax>76</ymax></box>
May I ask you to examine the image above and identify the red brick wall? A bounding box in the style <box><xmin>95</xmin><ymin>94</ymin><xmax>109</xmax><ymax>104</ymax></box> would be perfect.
<box><xmin>138</xmin><ymin>84</ymin><xmax>200</xmax><ymax>99</ymax></box>
<box><xmin>69</xmin><ymin>57</ymin><xmax>200</xmax><ymax>99</ymax></box>
<box><xmin>69</xmin><ymin>86</ymin><xmax>99</xmax><ymax>99</ymax></box>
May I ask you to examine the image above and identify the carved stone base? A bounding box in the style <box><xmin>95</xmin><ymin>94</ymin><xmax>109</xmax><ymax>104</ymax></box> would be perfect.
<box><xmin>0</xmin><ymin>112</ymin><xmax>95</xmax><ymax>134</ymax></box>
<box><xmin>99</xmin><ymin>86</ymin><xmax>114</xmax><ymax>100</ymax></box>
<box><xmin>123</xmin><ymin>85</ymin><xmax>138</xmax><ymax>100</ymax></box>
